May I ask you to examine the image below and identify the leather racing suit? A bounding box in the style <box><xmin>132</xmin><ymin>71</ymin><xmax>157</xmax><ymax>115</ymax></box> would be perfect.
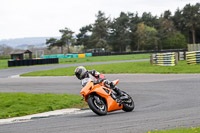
<box><xmin>83</xmin><ymin>70</ymin><xmax>123</xmax><ymax>96</ymax></box>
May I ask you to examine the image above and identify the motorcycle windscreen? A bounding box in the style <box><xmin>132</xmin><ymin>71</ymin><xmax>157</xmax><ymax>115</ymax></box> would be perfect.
<box><xmin>112</xmin><ymin>79</ymin><xmax>119</xmax><ymax>85</ymax></box>
<box><xmin>80</xmin><ymin>79</ymin><xmax>93</xmax><ymax>96</ymax></box>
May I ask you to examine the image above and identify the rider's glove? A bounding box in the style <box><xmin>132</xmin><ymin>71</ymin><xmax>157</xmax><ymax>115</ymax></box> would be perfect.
<box><xmin>103</xmin><ymin>80</ymin><xmax>115</xmax><ymax>88</ymax></box>
<box><xmin>103</xmin><ymin>80</ymin><xmax>110</xmax><ymax>85</ymax></box>
<box><xmin>110</xmin><ymin>82</ymin><xmax>115</xmax><ymax>89</ymax></box>
<box><xmin>97</xmin><ymin>78</ymin><xmax>104</xmax><ymax>83</ymax></box>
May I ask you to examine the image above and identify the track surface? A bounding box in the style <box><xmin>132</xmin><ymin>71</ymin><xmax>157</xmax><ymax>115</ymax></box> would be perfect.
<box><xmin>0</xmin><ymin>60</ymin><xmax>200</xmax><ymax>133</ymax></box>
<box><xmin>0</xmin><ymin>74</ymin><xmax>200</xmax><ymax>133</ymax></box>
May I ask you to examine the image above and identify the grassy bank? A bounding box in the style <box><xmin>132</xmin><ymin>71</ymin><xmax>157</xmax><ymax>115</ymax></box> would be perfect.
<box><xmin>21</xmin><ymin>61</ymin><xmax>200</xmax><ymax>76</ymax></box>
<box><xmin>0</xmin><ymin>60</ymin><xmax>8</xmax><ymax>69</ymax></box>
<box><xmin>147</xmin><ymin>127</ymin><xmax>200</xmax><ymax>133</ymax></box>
<box><xmin>0</xmin><ymin>54</ymin><xmax>149</xmax><ymax>69</ymax></box>
<box><xmin>0</xmin><ymin>56</ymin><xmax>10</xmax><ymax>69</ymax></box>
<box><xmin>0</xmin><ymin>55</ymin><xmax>10</xmax><ymax>60</ymax></box>
<box><xmin>59</xmin><ymin>54</ymin><xmax>149</xmax><ymax>64</ymax></box>
<box><xmin>0</xmin><ymin>93</ymin><xmax>87</xmax><ymax>119</ymax></box>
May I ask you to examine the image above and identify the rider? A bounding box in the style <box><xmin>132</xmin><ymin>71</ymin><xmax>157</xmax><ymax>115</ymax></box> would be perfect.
<box><xmin>74</xmin><ymin>66</ymin><xmax>123</xmax><ymax>97</ymax></box>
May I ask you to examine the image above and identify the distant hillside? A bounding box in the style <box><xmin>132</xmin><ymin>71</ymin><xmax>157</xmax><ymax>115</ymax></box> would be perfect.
<box><xmin>0</xmin><ymin>37</ymin><xmax>59</xmax><ymax>49</ymax></box>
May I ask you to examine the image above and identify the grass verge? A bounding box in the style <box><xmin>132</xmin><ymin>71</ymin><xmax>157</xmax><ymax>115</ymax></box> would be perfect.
<box><xmin>0</xmin><ymin>55</ymin><xmax>10</xmax><ymax>60</ymax></box>
<box><xmin>147</xmin><ymin>127</ymin><xmax>200</xmax><ymax>133</ymax></box>
<box><xmin>59</xmin><ymin>54</ymin><xmax>149</xmax><ymax>64</ymax></box>
<box><xmin>0</xmin><ymin>54</ymin><xmax>149</xmax><ymax>69</ymax></box>
<box><xmin>0</xmin><ymin>60</ymin><xmax>8</xmax><ymax>69</ymax></box>
<box><xmin>21</xmin><ymin>61</ymin><xmax>200</xmax><ymax>76</ymax></box>
<box><xmin>0</xmin><ymin>93</ymin><xmax>87</xmax><ymax>119</ymax></box>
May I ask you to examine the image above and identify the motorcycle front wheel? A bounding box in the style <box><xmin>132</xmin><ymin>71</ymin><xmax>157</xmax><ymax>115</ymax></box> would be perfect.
<box><xmin>87</xmin><ymin>95</ymin><xmax>107</xmax><ymax>116</ymax></box>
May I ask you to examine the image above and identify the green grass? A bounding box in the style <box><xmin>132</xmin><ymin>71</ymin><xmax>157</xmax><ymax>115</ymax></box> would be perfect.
<box><xmin>21</xmin><ymin>61</ymin><xmax>200</xmax><ymax>76</ymax></box>
<box><xmin>0</xmin><ymin>60</ymin><xmax>8</xmax><ymax>69</ymax></box>
<box><xmin>147</xmin><ymin>127</ymin><xmax>200</xmax><ymax>133</ymax></box>
<box><xmin>0</xmin><ymin>54</ymin><xmax>149</xmax><ymax>69</ymax></box>
<box><xmin>0</xmin><ymin>93</ymin><xmax>87</xmax><ymax>119</ymax></box>
<box><xmin>0</xmin><ymin>55</ymin><xmax>10</xmax><ymax>60</ymax></box>
<box><xmin>0</xmin><ymin>55</ymin><xmax>10</xmax><ymax>69</ymax></box>
<box><xmin>59</xmin><ymin>54</ymin><xmax>149</xmax><ymax>64</ymax></box>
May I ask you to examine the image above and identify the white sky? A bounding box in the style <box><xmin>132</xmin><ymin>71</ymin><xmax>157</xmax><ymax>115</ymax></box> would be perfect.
<box><xmin>0</xmin><ymin>0</ymin><xmax>199</xmax><ymax>40</ymax></box>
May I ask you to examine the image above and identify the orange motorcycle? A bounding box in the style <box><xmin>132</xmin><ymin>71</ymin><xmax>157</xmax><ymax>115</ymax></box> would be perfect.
<box><xmin>80</xmin><ymin>78</ymin><xmax>135</xmax><ymax>115</ymax></box>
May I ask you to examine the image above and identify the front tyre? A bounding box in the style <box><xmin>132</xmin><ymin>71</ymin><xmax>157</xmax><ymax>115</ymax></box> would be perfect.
<box><xmin>122</xmin><ymin>92</ymin><xmax>135</xmax><ymax>112</ymax></box>
<box><xmin>87</xmin><ymin>95</ymin><xmax>107</xmax><ymax>116</ymax></box>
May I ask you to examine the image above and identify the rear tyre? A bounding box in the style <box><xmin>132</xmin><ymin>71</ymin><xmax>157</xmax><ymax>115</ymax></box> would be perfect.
<box><xmin>87</xmin><ymin>95</ymin><xmax>107</xmax><ymax>116</ymax></box>
<box><xmin>122</xmin><ymin>92</ymin><xmax>135</xmax><ymax>112</ymax></box>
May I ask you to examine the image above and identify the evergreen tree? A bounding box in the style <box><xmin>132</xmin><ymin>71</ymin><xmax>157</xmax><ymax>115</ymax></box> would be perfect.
<box><xmin>109</xmin><ymin>12</ymin><xmax>131</xmax><ymax>52</ymax></box>
<box><xmin>182</xmin><ymin>3</ymin><xmax>200</xmax><ymax>44</ymax></box>
<box><xmin>141</xmin><ymin>12</ymin><xmax>159</xmax><ymax>28</ymax></box>
<box><xmin>128</xmin><ymin>12</ymin><xmax>142</xmax><ymax>50</ymax></box>
<box><xmin>158</xmin><ymin>13</ymin><xmax>177</xmax><ymax>49</ymax></box>
<box><xmin>46</xmin><ymin>27</ymin><xmax>74</xmax><ymax>54</ymax></box>
<box><xmin>173</xmin><ymin>3</ymin><xmax>200</xmax><ymax>44</ymax></box>
<box><xmin>76</xmin><ymin>25</ymin><xmax>92</xmax><ymax>49</ymax></box>
<box><xmin>90</xmin><ymin>11</ymin><xmax>110</xmax><ymax>51</ymax></box>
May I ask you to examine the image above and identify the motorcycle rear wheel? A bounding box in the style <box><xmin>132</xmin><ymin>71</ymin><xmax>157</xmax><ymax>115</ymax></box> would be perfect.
<box><xmin>122</xmin><ymin>92</ymin><xmax>135</xmax><ymax>112</ymax></box>
<box><xmin>88</xmin><ymin>95</ymin><xmax>107</xmax><ymax>116</ymax></box>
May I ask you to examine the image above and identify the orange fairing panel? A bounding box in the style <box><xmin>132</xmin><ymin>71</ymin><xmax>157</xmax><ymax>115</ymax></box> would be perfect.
<box><xmin>91</xmin><ymin>85</ymin><xmax>110</xmax><ymax>97</ymax></box>
<box><xmin>92</xmin><ymin>86</ymin><xmax>123</xmax><ymax>112</ymax></box>
<box><xmin>112</xmin><ymin>79</ymin><xmax>119</xmax><ymax>86</ymax></box>
<box><xmin>80</xmin><ymin>80</ymin><xmax>93</xmax><ymax>97</ymax></box>
<box><xmin>106</xmin><ymin>96</ymin><xmax>123</xmax><ymax>112</ymax></box>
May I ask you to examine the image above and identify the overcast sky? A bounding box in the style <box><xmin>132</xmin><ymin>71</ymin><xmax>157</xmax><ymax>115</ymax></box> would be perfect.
<box><xmin>0</xmin><ymin>0</ymin><xmax>199</xmax><ymax>40</ymax></box>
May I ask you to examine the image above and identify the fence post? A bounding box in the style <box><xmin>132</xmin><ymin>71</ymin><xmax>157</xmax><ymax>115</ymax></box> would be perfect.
<box><xmin>177</xmin><ymin>52</ymin><xmax>180</xmax><ymax>61</ymax></box>
<box><xmin>184</xmin><ymin>51</ymin><xmax>186</xmax><ymax>60</ymax></box>
<box><xmin>175</xmin><ymin>52</ymin><xmax>178</xmax><ymax>65</ymax></box>
<box><xmin>150</xmin><ymin>54</ymin><xmax>153</xmax><ymax>65</ymax></box>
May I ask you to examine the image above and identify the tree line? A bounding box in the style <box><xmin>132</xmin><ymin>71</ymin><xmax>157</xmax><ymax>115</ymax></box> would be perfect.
<box><xmin>47</xmin><ymin>3</ymin><xmax>200</xmax><ymax>53</ymax></box>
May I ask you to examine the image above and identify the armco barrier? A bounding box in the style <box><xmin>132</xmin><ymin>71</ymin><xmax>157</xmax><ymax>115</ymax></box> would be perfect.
<box><xmin>8</xmin><ymin>58</ymin><xmax>59</xmax><ymax>67</ymax></box>
<box><xmin>78</xmin><ymin>54</ymin><xmax>85</xmax><ymax>58</ymax></box>
<box><xmin>72</xmin><ymin>54</ymin><xmax>78</xmax><ymax>58</ymax></box>
<box><xmin>41</xmin><ymin>53</ymin><xmax>92</xmax><ymax>59</ymax></box>
<box><xmin>150</xmin><ymin>52</ymin><xmax>178</xmax><ymax>66</ymax></box>
<box><xmin>92</xmin><ymin>49</ymin><xmax>187</xmax><ymax>56</ymax></box>
<box><xmin>85</xmin><ymin>53</ymin><xmax>92</xmax><ymax>57</ymax></box>
<box><xmin>186</xmin><ymin>51</ymin><xmax>200</xmax><ymax>65</ymax></box>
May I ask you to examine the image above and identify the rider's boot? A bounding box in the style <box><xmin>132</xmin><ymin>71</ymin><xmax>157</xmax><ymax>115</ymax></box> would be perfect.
<box><xmin>113</xmin><ymin>86</ymin><xmax>123</xmax><ymax>97</ymax></box>
<box><xmin>110</xmin><ymin>82</ymin><xmax>129</xmax><ymax>102</ymax></box>
<box><xmin>113</xmin><ymin>86</ymin><xmax>124</xmax><ymax>103</ymax></box>
<box><xmin>110</xmin><ymin>82</ymin><xmax>123</xmax><ymax>97</ymax></box>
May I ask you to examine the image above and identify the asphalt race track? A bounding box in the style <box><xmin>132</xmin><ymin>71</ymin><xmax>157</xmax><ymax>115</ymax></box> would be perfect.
<box><xmin>0</xmin><ymin>60</ymin><xmax>200</xmax><ymax>133</ymax></box>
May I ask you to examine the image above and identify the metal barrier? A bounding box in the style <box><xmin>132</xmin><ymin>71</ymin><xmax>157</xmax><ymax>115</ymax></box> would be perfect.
<box><xmin>186</xmin><ymin>51</ymin><xmax>200</xmax><ymax>65</ymax></box>
<box><xmin>150</xmin><ymin>52</ymin><xmax>178</xmax><ymax>66</ymax></box>
<box><xmin>92</xmin><ymin>49</ymin><xmax>187</xmax><ymax>56</ymax></box>
<box><xmin>42</xmin><ymin>53</ymin><xmax>92</xmax><ymax>59</ymax></box>
<box><xmin>78</xmin><ymin>54</ymin><xmax>85</xmax><ymax>58</ymax></box>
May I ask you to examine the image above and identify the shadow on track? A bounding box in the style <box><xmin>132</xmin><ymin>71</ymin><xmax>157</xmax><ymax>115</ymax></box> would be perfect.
<box><xmin>83</xmin><ymin>110</ymin><xmax>135</xmax><ymax>118</ymax></box>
